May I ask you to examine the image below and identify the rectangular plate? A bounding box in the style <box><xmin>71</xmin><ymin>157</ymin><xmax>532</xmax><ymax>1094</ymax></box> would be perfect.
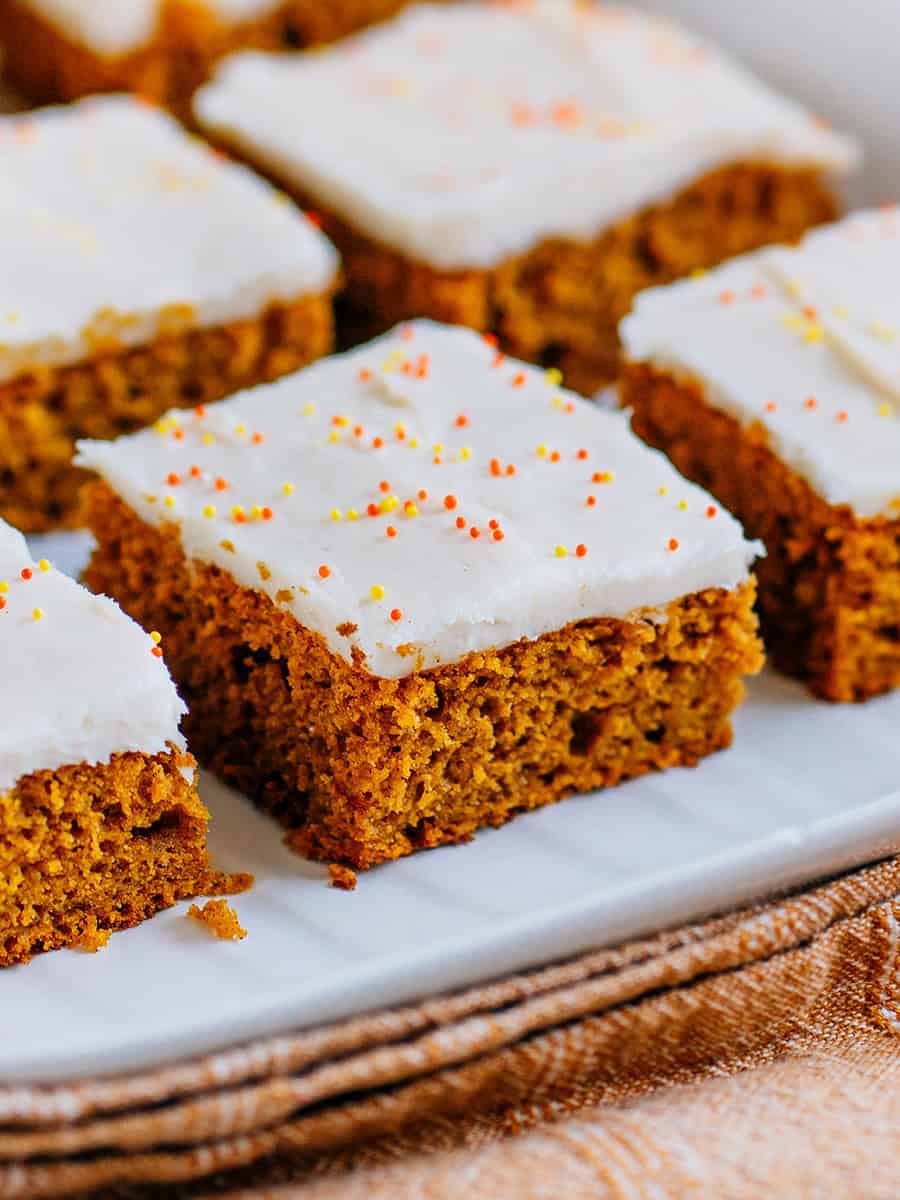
<box><xmin>2</xmin><ymin>532</ymin><xmax>899</xmax><ymax>1082</ymax></box>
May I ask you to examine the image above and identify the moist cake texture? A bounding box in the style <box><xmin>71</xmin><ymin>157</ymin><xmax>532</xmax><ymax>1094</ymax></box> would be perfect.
<box><xmin>0</xmin><ymin>96</ymin><xmax>338</xmax><ymax>532</ymax></box>
<box><xmin>0</xmin><ymin>0</ymin><xmax>427</xmax><ymax>108</ymax></box>
<box><xmin>621</xmin><ymin>208</ymin><xmax>900</xmax><ymax>702</ymax></box>
<box><xmin>80</xmin><ymin>321</ymin><xmax>763</xmax><ymax>868</ymax></box>
<box><xmin>0</xmin><ymin>520</ymin><xmax>239</xmax><ymax>966</ymax></box>
<box><xmin>194</xmin><ymin>1</ymin><xmax>857</xmax><ymax>393</ymax></box>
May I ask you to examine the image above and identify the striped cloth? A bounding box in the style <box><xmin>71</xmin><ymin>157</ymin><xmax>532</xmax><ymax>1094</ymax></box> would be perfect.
<box><xmin>2</xmin><ymin>856</ymin><xmax>898</xmax><ymax>1198</ymax></box>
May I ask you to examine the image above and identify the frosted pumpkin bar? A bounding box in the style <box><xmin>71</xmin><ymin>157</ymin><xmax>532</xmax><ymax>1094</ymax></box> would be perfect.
<box><xmin>621</xmin><ymin>208</ymin><xmax>900</xmax><ymax>701</ymax></box>
<box><xmin>194</xmin><ymin>0</ymin><xmax>858</xmax><ymax>395</ymax></box>
<box><xmin>79</xmin><ymin>320</ymin><xmax>763</xmax><ymax>869</ymax></box>
<box><xmin>0</xmin><ymin>519</ymin><xmax>243</xmax><ymax>966</ymax></box>
<box><xmin>0</xmin><ymin>0</ymin><xmax>430</xmax><ymax>107</ymax></box>
<box><xmin>0</xmin><ymin>96</ymin><xmax>338</xmax><ymax>531</ymax></box>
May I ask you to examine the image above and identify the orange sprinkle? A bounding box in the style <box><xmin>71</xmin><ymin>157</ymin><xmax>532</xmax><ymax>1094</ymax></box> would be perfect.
<box><xmin>305</xmin><ymin>211</ymin><xmax>323</xmax><ymax>228</ymax></box>
<box><xmin>20</xmin><ymin>568</ymin><xmax>32</xmax><ymax>581</ymax></box>
<box><xmin>367</xmin><ymin>503</ymin><xmax>379</xmax><ymax>517</ymax></box>
<box><xmin>444</xmin><ymin>494</ymin><xmax>458</xmax><ymax>510</ymax></box>
<box><xmin>592</xmin><ymin>471</ymin><xmax>612</xmax><ymax>484</ymax></box>
<box><xmin>152</xmin><ymin>646</ymin><xmax>164</xmax><ymax>658</ymax></box>
<box><xmin>396</xmin><ymin>427</ymin><xmax>406</xmax><ymax>441</ymax></box>
<box><xmin>576</xmin><ymin>449</ymin><xmax>588</xmax><ymax>460</ymax></box>
<box><xmin>750</xmin><ymin>283</ymin><xmax>768</xmax><ymax>300</ymax></box>
<box><xmin>261</xmin><ymin>507</ymin><xmax>273</xmax><ymax>521</ymax></box>
<box><xmin>482</xmin><ymin>333</ymin><xmax>498</xmax><ymax>347</ymax></box>
<box><xmin>455</xmin><ymin>516</ymin><xmax>467</xmax><ymax>530</ymax></box>
<box><xmin>400</xmin><ymin>325</ymin><xmax>415</xmax><ymax>341</ymax></box>
<box><xmin>318</xmin><ymin>565</ymin><xmax>331</xmax><ymax>579</ymax></box>
<box><xmin>379</xmin><ymin>480</ymin><xmax>391</xmax><ymax>493</ymax></box>
<box><xmin>802</xmin><ymin>305</ymin><xmax>819</xmax><ymax>320</ymax></box>
<box><xmin>234</xmin><ymin>511</ymin><xmax>247</xmax><ymax>524</ymax></box>
<box><xmin>189</xmin><ymin>465</ymin><xmax>202</xmax><ymax>479</ymax></box>
<box><xmin>668</xmin><ymin>538</ymin><xmax>680</xmax><ymax>552</ymax></box>
<box><xmin>492</xmin><ymin>529</ymin><xmax>505</xmax><ymax>542</ymax></box>
<box><xmin>706</xmin><ymin>506</ymin><xmax>718</xmax><ymax>519</ymax></box>
<box><xmin>488</xmin><ymin>519</ymin><xmax>499</xmax><ymax>530</ymax></box>
<box><xmin>167</xmin><ymin>472</ymin><xmax>181</xmax><ymax>486</ymax></box>
<box><xmin>373</xmin><ymin>436</ymin><xmax>384</xmax><ymax>449</ymax></box>
<box><xmin>390</xmin><ymin>608</ymin><xmax>403</xmax><ymax>622</ymax></box>
<box><xmin>215</xmin><ymin>477</ymin><xmax>228</xmax><ymax>491</ymax></box>
<box><xmin>470</xmin><ymin>526</ymin><xmax>481</xmax><ymax>539</ymax></box>
<box><xmin>416</xmin><ymin>354</ymin><xmax>431</xmax><ymax>379</ymax></box>
<box><xmin>765</xmin><ymin>402</ymin><xmax>777</xmax><ymax>414</ymax></box>
<box><xmin>492</xmin><ymin>352</ymin><xmax>506</xmax><ymax>368</ymax></box>
<box><xmin>386</xmin><ymin>526</ymin><xmax>398</xmax><ymax>538</ymax></box>
<box><xmin>575</xmin><ymin>544</ymin><xmax>588</xmax><ymax>558</ymax></box>
<box><xmin>718</xmin><ymin>289</ymin><xmax>736</xmax><ymax>305</ymax></box>
<box><xmin>549</xmin><ymin>451</ymin><xmax>561</xmax><ymax>463</ymax></box>
<box><xmin>805</xmin><ymin>396</ymin><xmax>818</xmax><ymax>410</ymax></box>
<box><xmin>0</xmin><ymin>597</ymin><xmax>5</xmax><ymax>611</ymax></box>
<box><xmin>506</xmin><ymin>464</ymin><xmax>516</xmax><ymax>477</ymax></box>
<box><xmin>433</xmin><ymin>456</ymin><xmax>442</xmax><ymax>465</ymax></box>
<box><xmin>418</xmin><ymin>489</ymin><xmax>428</xmax><ymax>501</ymax></box>
<box><xmin>173</xmin><ymin>430</ymin><xmax>185</xmax><ymax>441</ymax></box>
<box><xmin>564</xmin><ymin>402</ymin><xmax>575</xmax><ymax>414</ymax></box>
<box><xmin>194</xmin><ymin>405</ymin><xmax>207</xmax><ymax>419</ymax></box>
<box><xmin>586</xmin><ymin>495</ymin><xmax>597</xmax><ymax>507</ymax></box>
<box><xmin>252</xmin><ymin>432</ymin><xmax>264</xmax><ymax>445</ymax></box>
<box><xmin>455</xmin><ymin>414</ymin><xmax>469</xmax><ymax>428</ymax></box>
<box><xmin>490</xmin><ymin>458</ymin><xmax>502</xmax><ymax>477</ymax></box>
<box><xmin>358</xmin><ymin>368</ymin><xmax>372</xmax><ymax>382</ymax></box>
<box><xmin>354</xmin><ymin>425</ymin><xmax>364</xmax><ymax>437</ymax></box>
<box><xmin>836</xmin><ymin>410</ymin><xmax>849</xmax><ymax>424</ymax></box>
<box><xmin>511</xmin><ymin>372</ymin><xmax>526</xmax><ymax>388</ymax></box>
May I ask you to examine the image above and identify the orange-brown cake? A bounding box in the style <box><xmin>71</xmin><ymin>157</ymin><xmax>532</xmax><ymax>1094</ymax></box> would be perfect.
<box><xmin>0</xmin><ymin>95</ymin><xmax>338</xmax><ymax>532</ymax></box>
<box><xmin>79</xmin><ymin>321</ymin><xmax>763</xmax><ymax>870</ymax></box>
<box><xmin>0</xmin><ymin>518</ymin><xmax>242</xmax><ymax>967</ymax></box>
<box><xmin>0</xmin><ymin>0</ymin><xmax>430</xmax><ymax>108</ymax></box>
<box><xmin>621</xmin><ymin>208</ymin><xmax>900</xmax><ymax>702</ymax></box>
<box><xmin>194</xmin><ymin>1</ymin><xmax>858</xmax><ymax>395</ymax></box>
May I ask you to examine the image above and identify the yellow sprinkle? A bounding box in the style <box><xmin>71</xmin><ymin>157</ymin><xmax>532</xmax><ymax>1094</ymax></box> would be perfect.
<box><xmin>432</xmin><ymin>443</ymin><xmax>444</xmax><ymax>455</ymax></box>
<box><xmin>555</xmin><ymin>545</ymin><xmax>568</xmax><ymax>558</ymax></box>
<box><xmin>163</xmin><ymin>495</ymin><xmax>176</xmax><ymax>508</ymax></box>
<box><xmin>780</xmin><ymin>314</ymin><xmax>806</xmax><ymax>332</ymax></box>
<box><xmin>201</xmin><ymin>433</ymin><xmax>214</xmax><ymax>446</ymax></box>
<box><xmin>32</xmin><ymin>608</ymin><xmax>44</xmax><ymax>621</ymax></box>
<box><xmin>404</xmin><ymin>503</ymin><xmax>419</xmax><ymax>518</ymax></box>
<box><xmin>347</xmin><ymin>508</ymin><xmax>359</xmax><ymax>521</ymax></box>
<box><xmin>891</xmin><ymin>497</ymin><xmax>900</xmax><ymax>511</ymax></box>
<box><xmin>370</xmin><ymin>584</ymin><xmax>386</xmax><ymax>601</ymax></box>
<box><xmin>150</xmin><ymin>631</ymin><xmax>162</xmax><ymax>644</ymax></box>
<box><xmin>328</xmin><ymin>431</ymin><xmax>340</xmax><ymax>443</ymax></box>
<box><xmin>408</xmin><ymin>438</ymin><xmax>419</xmax><ymax>449</ymax></box>
<box><xmin>551</xmin><ymin>397</ymin><xmax>563</xmax><ymax>411</ymax></box>
<box><xmin>833</xmin><ymin>304</ymin><xmax>848</xmax><ymax>320</ymax></box>
<box><xmin>545</xmin><ymin>367</ymin><xmax>563</xmax><ymax>386</ymax></box>
<box><xmin>0</xmin><ymin>581</ymin><xmax>7</xmax><ymax>593</ymax></box>
<box><xmin>597</xmin><ymin>471</ymin><xmax>614</xmax><ymax>483</ymax></box>
<box><xmin>878</xmin><ymin>403</ymin><xmax>894</xmax><ymax>418</ymax></box>
<box><xmin>459</xmin><ymin>446</ymin><xmax>471</xmax><ymax>461</ymax></box>
<box><xmin>657</xmin><ymin>486</ymin><xmax>668</xmax><ymax>496</ymax></box>
<box><xmin>536</xmin><ymin>444</ymin><xmax>547</xmax><ymax>458</ymax></box>
<box><xmin>394</xmin><ymin>422</ymin><xmax>406</xmax><ymax>437</ymax></box>
<box><xmin>38</xmin><ymin>559</ymin><xmax>50</xmax><ymax>573</ymax></box>
<box><xmin>330</xmin><ymin>508</ymin><xmax>343</xmax><ymax>521</ymax></box>
<box><xmin>235</xmin><ymin>424</ymin><xmax>246</xmax><ymax>436</ymax></box>
<box><xmin>803</xmin><ymin>324</ymin><xmax>824</xmax><ymax>344</ymax></box>
<box><xmin>203</xmin><ymin>504</ymin><xmax>216</xmax><ymax>518</ymax></box>
<box><xmin>333</xmin><ymin>415</ymin><xmax>349</xmax><ymax>427</ymax></box>
<box><xmin>250</xmin><ymin>505</ymin><xmax>262</xmax><ymax>520</ymax></box>
<box><xmin>678</xmin><ymin>500</ymin><xmax>688</xmax><ymax>511</ymax></box>
<box><xmin>785</xmin><ymin>278</ymin><xmax>803</xmax><ymax>298</ymax></box>
<box><xmin>231</xmin><ymin>505</ymin><xmax>245</xmax><ymax>520</ymax></box>
<box><xmin>302</xmin><ymin>403</ymin><xmax>316</xmax><ymax>416</ymax></box>
<box><xmin>380</xmin><ymin>495</ymin><xmax>399</xmax><ymax>513</ymax></box>
<box><xmin>282</xmin><ymin>482</ymin><xmax>295</xmax><ymax>496</ymax></box>
<box><xmin>869</xmin><ymin>320</ymin><xmax>896</xmax><ymax>343</ymax></box>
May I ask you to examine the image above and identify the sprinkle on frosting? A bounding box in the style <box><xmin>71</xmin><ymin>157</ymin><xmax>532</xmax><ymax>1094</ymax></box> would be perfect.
<box><xmin>621</xmin><ymin>208</ymin><xmax>900</xmax><ymax>519</ymax></box>
<box><xmin>78</xmin><ymin>320</ymin><xmax>759</xmax><ymax>680</ymax></box>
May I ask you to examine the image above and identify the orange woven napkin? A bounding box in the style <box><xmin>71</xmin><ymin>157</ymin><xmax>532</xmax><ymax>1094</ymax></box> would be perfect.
<box><xmin>2</xmin><ymin>856</ymin><xmax>898</xmax><ymax>1199</ymax></box>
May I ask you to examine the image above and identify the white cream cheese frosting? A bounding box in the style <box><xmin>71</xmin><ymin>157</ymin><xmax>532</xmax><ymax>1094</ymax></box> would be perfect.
<box><xmin>193</xmin><ymin>1</ymin><xmax>858</xmax><ymax>272</ymax></box>
<box><xmin>78</xmin><ymin>321</ymin><xmax>760</xmax><ymax>680</ymax></box>
<box><xmin>0</xmin><ymin>95</ymin><xmax>338</xmax><ymax>386</ymax></box>
<box><xmin>17</xmin><ymin>0</ymin><xmax>285</xmax><ymax>56</ymax></box>
<box><xmin>0</xmin><ymin>519</ymin><xmax>188</xmax><ymax>794</ymax></box>
<box><xmin>621</xmin><ymin>208</ymin><xmax>900</xmax><ymax>520</ymax></box>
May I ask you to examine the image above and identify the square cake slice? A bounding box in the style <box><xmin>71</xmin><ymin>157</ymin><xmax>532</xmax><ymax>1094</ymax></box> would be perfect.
<box><xmin>0</xmin><ymin>520</ymin><xmax>239</xmax><ymax>966</ymax></box>
<box><xmin>0</xmin><ymin>0</ymin><xmax>427</xmax><ymax>108</ymax></box>
<box><xmin>79</xmin><ymin>320</ymin><xmax>763</xmax><ymax>869</ymax></box>
<box><xmin>621</xmin><ymin>208</ymin><xmax>900</xmax><ymax>702</ymax></box>
<box><xmin>193</xmin><ymin>1</ymin><xmax>857</xmax><ymax>396</ymax></box>
<box><xmin>0</xmin><ymin>95</ymin><xmax>338</xmax><ymax>532</ymax></box>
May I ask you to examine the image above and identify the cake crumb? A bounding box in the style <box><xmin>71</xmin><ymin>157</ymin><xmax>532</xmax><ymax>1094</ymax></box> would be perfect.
<box><xmin>75</xmin><ymin>917</ymin><xmax>111</xmax><ymax>954</ymax></box>
<box><xmin>188</xmin><ymin>899</ymin><xmax>247</xmax><ymax>940</ymax></box>
<box><xmin>336</xmin><ymin>621</ymin><xmax>358</xmax><ymax>637</ymax></box>
<box><xmin>329</xmin><ymin>864</ymin><xmax>358</xmax><ymax>891</ymax></box>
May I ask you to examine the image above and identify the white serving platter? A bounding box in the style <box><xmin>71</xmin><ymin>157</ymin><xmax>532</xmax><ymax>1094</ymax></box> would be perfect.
<box><xmin>2</xmin><ymin>533</ymin><xmax>899</xmax><ymax>1083</ymax></box>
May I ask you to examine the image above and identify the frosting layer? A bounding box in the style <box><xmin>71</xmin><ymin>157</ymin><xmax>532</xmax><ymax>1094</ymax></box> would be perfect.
<box><xmin>0</xmin><ymin>96</ymin><xmax>338</xmax><ymax>386</ymax></box>
<box><xmin>79</xmin><ymin>321</ymin><xmax>760</xmax><ymax>679</ymax></box>
<box><xmin>0</xmin><ymin>520</ymin><xmax>187</xmax><ymax>794</ymax></box>
<box><xmin>18</xmin><ymin>0</ymin><xmax>284</xmax><ymax>55</ymax></box>
<box><xmin>194</xmin><ymin>1</ymin><xmax>858</xmax><ymax>271</ymax></box>
<box><xmin>621</xmin><ymin>208</ymin><xmax>900</xmax><ymax>520</ymax></box>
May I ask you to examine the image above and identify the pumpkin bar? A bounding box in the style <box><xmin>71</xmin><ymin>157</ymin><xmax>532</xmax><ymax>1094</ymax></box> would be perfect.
<box><xmin>621</xmin><ymin>208</ymin><xmax>900</xmax><ymax>701</ymax></box>
<box><xmin>0</xmin><ymin>0</ymin><xmax>431</xmax><ymax>109</ymax></box>
<box><xmin>0</xmin><ymin>519</ymin><xmax>242</xmax><ymax>967</ymax></box>
<box><xmin>0</xmin><ymin>96</ymin><xmax>337</xmax><ymax>531</ymax></box>
<box><xmin>79</xmin><ymin>320</ymin><xmax>763</xmax><ymax>869</ymax></box>
<box><xmin>194</xmin><ymin>0</ymin><xmax>857</xmax><ymax>395</ymax></box>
